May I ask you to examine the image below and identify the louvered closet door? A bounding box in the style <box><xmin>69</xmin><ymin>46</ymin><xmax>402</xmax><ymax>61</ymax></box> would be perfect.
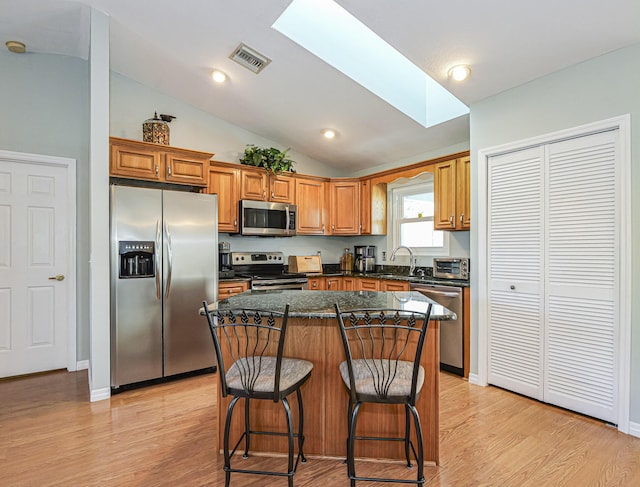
<box><xmin>487</xmin><ymin>147</ymin><xmax>545</xmax><ymax>400</ymax></box>
<box><xmin>544</xmin><ymin>130</ymin><xmax>618</xmax><ymax>422</ymax></box>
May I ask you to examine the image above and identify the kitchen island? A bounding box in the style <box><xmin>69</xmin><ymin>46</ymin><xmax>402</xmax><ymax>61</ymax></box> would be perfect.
<box><xmin>203</xmin><ymin>290</ymin><xmax>455</xmax><ymax>465</ymax></box>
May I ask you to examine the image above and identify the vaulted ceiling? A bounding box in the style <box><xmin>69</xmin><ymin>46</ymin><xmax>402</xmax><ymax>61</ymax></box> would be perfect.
<box><xmin>3</xmin><ymin>0</ymin><xmax>640</xmax><ymax>172</ymax></box>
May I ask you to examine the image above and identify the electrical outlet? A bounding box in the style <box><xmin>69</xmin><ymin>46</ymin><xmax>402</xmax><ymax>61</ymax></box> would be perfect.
<box><xmin>381</xmin><ymin>251</ymin><xmax>386</xmax><ymax>261</ymax></box>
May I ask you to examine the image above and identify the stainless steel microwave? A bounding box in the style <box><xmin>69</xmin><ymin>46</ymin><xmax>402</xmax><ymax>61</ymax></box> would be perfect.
<box><xmin>433</xmin><ymin>257</ymin><xmax>470</xmax><ymax>280</ymax></box>
<box><xmin>239</xmin><ymin>200</ymin><xmax>297</xmax><ymax>237</ymax></box>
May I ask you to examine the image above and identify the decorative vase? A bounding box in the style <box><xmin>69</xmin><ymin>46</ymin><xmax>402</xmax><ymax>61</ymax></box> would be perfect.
<box><xmin>143</xmin><ymin>112</ymin><xmax>170</xmax><ymax>145</ymax></box>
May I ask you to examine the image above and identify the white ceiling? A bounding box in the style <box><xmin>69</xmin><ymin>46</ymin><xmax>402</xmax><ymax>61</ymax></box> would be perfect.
<box><xmin>3</xmin><ymin>0</ymin><xmax>640</xmax><ymax>172</ymax></box>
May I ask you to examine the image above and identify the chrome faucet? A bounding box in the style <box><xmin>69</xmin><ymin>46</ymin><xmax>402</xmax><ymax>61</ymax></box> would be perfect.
<box><xmin>390</xmin><ymin>246</ymin><xmax>415</xmax><ymax>276</ymax></box>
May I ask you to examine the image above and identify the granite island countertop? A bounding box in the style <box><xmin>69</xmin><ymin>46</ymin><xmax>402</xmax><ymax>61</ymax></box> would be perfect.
<box><xmin>204</xmin><ymin>289</ymin><xmax>456</xmax><ymax>320</ymax></box>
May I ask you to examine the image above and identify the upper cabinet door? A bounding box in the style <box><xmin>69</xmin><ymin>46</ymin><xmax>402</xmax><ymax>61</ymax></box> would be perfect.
<box><xmin>457</xmin><ymin>156</ymin><xmax>471</xmax><ymax>229</ymax></box>
<box><xmin>329</xmin><ymin>180</ymin><xmax>360</xmax><ymax>235</ymax></box>
<box><xmin>269</xmin><ymin>174</ymin><xmax>295</xmax><ymax>204</ymax></box>
<box><xmin>208</xmin><ymin>164</ymin><xmax>239</xmax><ymax>233</ymax></box>
<box><xmin>434</xmin><ymin>159</ymin><xmax>457</xmax><ymax>230</ymax></box>
<box><xmin>240</xmin><ymin>168</ymin><xmax>268</xmax><ymax>201</ymax></box>
<box><xmin>110</xmin><ymin>139</ymin><xmax>163</xmax><ymax>182</ymax></box>
<box><xmin>165</xmin><ymin>151</ymin><xmax>208</xmax><ymax>186</ymax></box>
<box><xmin>295</xmin><ymin>176</ymin><xmax>326</xmax><ymax>235</ymax></box>
<box><xmin>360</xmin><ymin>179</ymin><xmax>371</xmax><ymax>234</ymax></box>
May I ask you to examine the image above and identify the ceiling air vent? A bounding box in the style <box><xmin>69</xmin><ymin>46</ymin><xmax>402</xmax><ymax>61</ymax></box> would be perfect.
<box><xmin>229</xmin><ymin>43</ymin><xmax>271</xmax><ymax>74</ymax></box>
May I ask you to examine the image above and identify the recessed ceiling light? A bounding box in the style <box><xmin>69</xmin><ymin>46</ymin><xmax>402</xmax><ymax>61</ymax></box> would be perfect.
<box><xmin>211</xmin><ymin>69</ymin><xmax>227</xmax><ymax>83</ymax></box>
<box><xmin>448</xmin><ymin>64</ymin><xmax>471</xmax><ymax>81</ymax></box>
<box><xmin>322</xmin><ymin>129</ymin><xmax>336</xmax><ymax>139</ymax></box>
<box><xmin>6</xmin><ymin>40</ymin><xmax>26</xmax><ymax>54</ymax></box>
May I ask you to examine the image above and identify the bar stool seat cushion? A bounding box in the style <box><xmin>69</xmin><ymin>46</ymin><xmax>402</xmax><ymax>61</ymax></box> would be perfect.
<box><xmin>339</xmin><ymin>359</ymin><xmax>424</xmax><ymax>397</ymax></box>
<box><xmin>227</xmin><ymin>357</ymin><xmax>313</xmax><ymax>393</ymax></box>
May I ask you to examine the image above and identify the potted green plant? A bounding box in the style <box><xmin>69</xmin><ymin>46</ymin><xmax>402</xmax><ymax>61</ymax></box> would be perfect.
<box><xmin>239</xmin><ymin>145</ymin><xmax>295</xmax><ymax>174</ymax></box>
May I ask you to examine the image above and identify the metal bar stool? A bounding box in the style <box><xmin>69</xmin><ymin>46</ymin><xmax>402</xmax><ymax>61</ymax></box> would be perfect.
<box><xmin>202</xmin><ymin>302</ymin><xmax>313</xmax><ymax>487</ymax></box>
<box><xmin>334</xmin><ymin>304</ymin><xmax>433</xmax><ymax>486</ymax></box>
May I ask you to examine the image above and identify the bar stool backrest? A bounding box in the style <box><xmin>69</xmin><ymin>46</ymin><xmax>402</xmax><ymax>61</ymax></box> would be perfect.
<box><xmin>335</xmin><ymin>305</ymin><xmax>432</xmax><ymax>403</ymax></box>
<box><xmin>202</xmin><ymin>302</ymin><xmax>290</xmax><ymax>401</ymax></box>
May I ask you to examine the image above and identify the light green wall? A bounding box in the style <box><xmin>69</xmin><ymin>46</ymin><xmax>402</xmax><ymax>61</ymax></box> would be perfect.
<box><xmin>109</xmin><ymin>73</ymin><xmax>342</xmax><ymax>178</ymax></box>
<box><xmin>470</xmin><ymin>43</ymin><xmax>640</xmax><ymax>423</ymax></box>
<box><xmin>0</xmin><ymin>51</ymin><xmax>91</xmax><ymax>362</ymax></box>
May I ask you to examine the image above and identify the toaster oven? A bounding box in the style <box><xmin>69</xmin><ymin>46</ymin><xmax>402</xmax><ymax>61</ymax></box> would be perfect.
<box><xmin>433</xmin><ymin>257</ymin><xmax>470</xmax><ymax>281</ymax></box>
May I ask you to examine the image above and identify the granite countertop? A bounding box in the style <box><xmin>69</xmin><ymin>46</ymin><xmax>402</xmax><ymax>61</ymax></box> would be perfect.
<box><xmin>203</xmin><ymin>290</ymin><xmax>456</xmax><ymax>320</ymax></box>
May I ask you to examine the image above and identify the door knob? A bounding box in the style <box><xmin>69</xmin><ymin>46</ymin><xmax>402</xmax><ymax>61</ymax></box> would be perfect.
<box><xmin>48</xmin><ymin>274</ymin><xmax>65</xmax><ymax>281</ymax></box>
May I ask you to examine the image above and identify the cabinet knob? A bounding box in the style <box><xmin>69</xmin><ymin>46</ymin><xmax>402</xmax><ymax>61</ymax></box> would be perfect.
<box><xmin>271</xmin><ymin>191</ymin><xmax>275</xmax><ymax>198</ymax></box>
<box><xmin>460</xmin><ymin>213</ymin><xmax>464</xmax><ymax>223</ymax></box>
<box><xmin>449</xmin><ymin>215</ymin><xmax>455</xmax><ymax>227</ymax></box>
<box><xmin>167</xmin><ymin>164</ymin><xmax>172</xmax><ymax>176</ymax></box>
<box><xmin>155</xmin><ymin>164</ymin><xmax>159</xmax><ymax>176</ymax></box>
<box><xmin>510</xmin><ymin>285</ymin><xmax>516</xmax><ymax>290</ymax></box>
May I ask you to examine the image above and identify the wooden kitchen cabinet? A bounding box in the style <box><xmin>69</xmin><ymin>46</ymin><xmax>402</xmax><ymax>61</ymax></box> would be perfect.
<box><xmin>360</xmin><ymin>179</ymin><xmax>387</xmax><ymax>235</ymax></box>
<box><xmin>269</xmin><ymin>174</ymin><xmax>295</xmax><ymax>203</ymax></box>
<box><xmin>342</xmin><ymin>276</ymin><xmax>356</xmax><ymax>290</ymax></box>
<box><xmin>457</xmin><ymin>155</ymin><xmax>471</xmax><ymax>229</ymax></box>
<box><xmin>218</xmin><ymin>280</ymin><xmax>250</xmax><ymax>299</ymax></box>
<box><xmin>329</xmin><ymin>179</ymin><xmax>360</xmax><ymax>235</ymax></box>
<box><xmin>207</xmin><ymin>163</ymin><xmax>240</xmax><ymax>233</ymax></box>
<box><xmin>240</xmin><ymin>168</ymin><xmax>268</xmax><ymax>200</ymax></box>
<box><xmin>295</xmin><ymin>176</ymin><xmax>327</xmax><ymax>235</ymax></box>
<box><xmin>357</xmin><ymin>278</ymin><xmax>380</xmax><ymax>291</ymax></box>
<box><xmin>325</xmin><ymin>276</ymin><xmax>342</xmax><ymax>290</ymax></box>
<box><xmin>240</xmin><ymin>167</ymin><xmax>295</xmax><ymax>203</ymax></box>
<box><xmin>434</xmin><ymin>156</ymin><xmax>470</xmax><ymax>230</ymax></box>
<box><xmin>308</xmin><ymin>277</ymin><xmax>325</xmax><ymax>290</ymax></box>
<box><xmin>380</xmin><ymin>280</ymin><xmax>409</xmax><ymax>291</ymax></box>
<box><xmin>110</xmin><ymin>137</ymin><xmax>212</xmax><ymax>186</ymax></box>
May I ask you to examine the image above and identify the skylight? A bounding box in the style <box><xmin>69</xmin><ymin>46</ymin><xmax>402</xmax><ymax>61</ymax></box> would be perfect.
<box><xmin>272</xmin><ymin>0</ymin><xmax>469</xmax><ymax>128</ymax></box>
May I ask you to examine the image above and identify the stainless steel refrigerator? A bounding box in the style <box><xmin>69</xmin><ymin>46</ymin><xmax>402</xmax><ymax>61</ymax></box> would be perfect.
<box><xmin>110</xmin><ymin>185</ymin><xmax>218</xmax><ymax>389</ymax></box>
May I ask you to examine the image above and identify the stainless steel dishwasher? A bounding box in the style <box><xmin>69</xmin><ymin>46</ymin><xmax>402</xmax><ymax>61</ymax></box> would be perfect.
<box><xmin>410</xmin><ymin>283</ymin><xmax>464</xmax><ymax>376</ymax></box>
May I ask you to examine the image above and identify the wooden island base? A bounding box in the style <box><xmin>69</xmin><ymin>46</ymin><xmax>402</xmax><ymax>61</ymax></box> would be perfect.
<box><xmin>216</xmin><ymin>315</ymin><xmax>440</xmax><ymax>464</ymax></box>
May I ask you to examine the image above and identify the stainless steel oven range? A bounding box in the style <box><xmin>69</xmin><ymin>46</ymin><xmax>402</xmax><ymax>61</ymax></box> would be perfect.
<box><xmin>231</xmin><ymin>251</ymin><xmax>309</xmax><ymax>290</ymax></box>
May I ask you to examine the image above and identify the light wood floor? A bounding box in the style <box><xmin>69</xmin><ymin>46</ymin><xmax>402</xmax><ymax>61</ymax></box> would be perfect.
<box><xmin>2</xmin><ymin>370</ymin><xmax>639</xmax><ymax>486</ymax></box>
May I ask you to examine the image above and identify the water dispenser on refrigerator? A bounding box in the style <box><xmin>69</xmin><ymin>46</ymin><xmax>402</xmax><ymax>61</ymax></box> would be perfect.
<box><xmin>118</xmin><ymin>241</ymin><xmax>155</xmax><ymax>278</ymax></box>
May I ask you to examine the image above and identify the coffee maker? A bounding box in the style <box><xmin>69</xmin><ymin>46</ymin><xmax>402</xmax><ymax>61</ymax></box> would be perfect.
<box><xmin>219</xmin><ymin>241</ymin><xmax>235</xmax><ymax>278</ymax></box>
<box><xmin>354</xmin><ymin>245</ymin><xmax>376</xmax><ymax>273</ymax></box>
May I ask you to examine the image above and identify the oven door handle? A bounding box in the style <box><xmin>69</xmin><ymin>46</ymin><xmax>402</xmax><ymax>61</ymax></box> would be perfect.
<box><xmin>411</xmin><ymin>287</ymin><xmax>460</xmax><ymax>298</ymax></box>
<box><xmin>422</xmin><ymin>290</ymin><xmax>460</xmax><ymax>298</ymax></box>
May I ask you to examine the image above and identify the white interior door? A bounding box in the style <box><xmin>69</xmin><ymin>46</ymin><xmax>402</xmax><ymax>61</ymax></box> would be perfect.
<box><xmin>487</xmin><ymin>146</ymin><xmax>545</xmax><ymax>400</ymax></box>
<box><xmin>544</xmin><ymin>130</ymin><xmax>619</xmax><ymax>422</ymax></box>
<box><xmin>0</xmin><ymin>154</ymin><xmax>72</xmax><ymax>377</ymax></box>
<box><xmin>486</xmin><ymin>128</ymin><xmax>621</xmax><ymax>424</ymax></box>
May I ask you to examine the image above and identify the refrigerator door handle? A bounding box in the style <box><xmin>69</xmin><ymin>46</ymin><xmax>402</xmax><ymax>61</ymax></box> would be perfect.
<box><xmin>165</xmin><ymin>220</ymin><xmax>173</xmax><ymax>298</ymax></box>
<box><xmin>155</xmin><ymin>220</ymin><xmax>161</xmax><ymax>300</ymax></box>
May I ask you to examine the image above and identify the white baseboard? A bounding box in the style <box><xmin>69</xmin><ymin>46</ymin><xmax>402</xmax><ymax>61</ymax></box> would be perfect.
<box><xmin>629</xmin><ymin>421</ymin><xmax>640</xmax><ymax>438</ymax></box>
<box><xmin>468</xmin><ymin>372</ymin><xmax>480</xmax><ymax>385</ymax></box>
<box><xmin>90</xmin><ymin>387</ymin><xmax>111</xmax><ymax>402</ymax></box>
<box><xmin>87</xmin><ymin>365</ymin><xmax>111</xmax><ymax>402</ymax></box>
<box><xmin>76</xmin><ymin>360</ymin><xmax>89</xmax><ymax>371</ymax></box>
